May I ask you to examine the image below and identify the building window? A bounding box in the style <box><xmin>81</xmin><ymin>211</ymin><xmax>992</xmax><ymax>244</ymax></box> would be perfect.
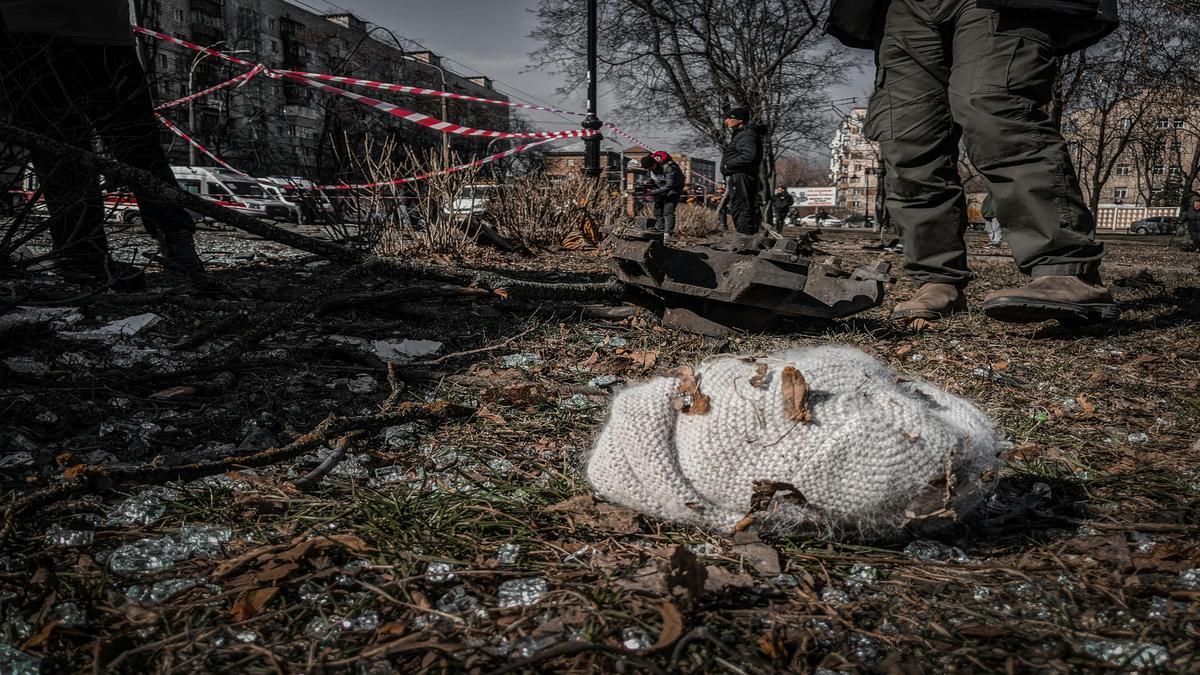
<box><xmin>1153</xmin><ymin>164</ymin><xmax>1166</xmax><ymax>175</ymax></box>
<box><xmin>156</xmin><ymin>53</ymin><xmax>168</xmax><ymax>69</ymax></box>
<box><xmin>1174</xmin><ymin>119</ymin><xmax>1186</xmax><ymax>129</ymax></box>
<box><xmin>1120</xmin><ymin>117</ymin><xmax>1134</xmax><ymax>129</ymax></box>
<box><xmin>1113</xmin><ymin>188</ymin><xmax>1128</xmax><ymax>201</ymax></box>
<box><xmin>268</xmin><ymin>18</ymin><xmax>277</xmax><ymax>31</ymax></box>
<box><xmin>567</xmin><ymin>159</ymin><xmax>575</xmax><ymax>167</ymax></box>
<box><xmin>1157</xmin><ymin>118</ymin><xmax>1170</xmax><ymax>129</ymax></box>
<box><xmin>1170</xmin><ymin>165</ymin><xmax>1183</xmax><ymax>175</ymax></box>
<box><xmin>271</xmin><ymin>40</ymin><xmax>279</xmax><ymax>53</ymax></box>
<box><xmin>1115</xmin><ymin>164</ymin><xmax>1132</xmax><ymax>176</ymax></box>
<box><xmin>173</xmin><ymin>9</ymin><xmax>184</xmax><ymax>22</ymax></box>
<box><xmin>1172</xmin><ymin>141</ymin><xmax>1184</xmax><ymax>153</ymax></box>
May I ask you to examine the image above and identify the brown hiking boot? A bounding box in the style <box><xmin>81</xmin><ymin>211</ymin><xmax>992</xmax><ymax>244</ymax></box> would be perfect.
<box><xmin>982</xmin><ymin>274</ymin><xmax>1119</xmax><ymax>324</ymax></box>
<box><xmin>890</xmin><ymin>283</ymin><xmax>967</xmax><ymax>321</ymax></box>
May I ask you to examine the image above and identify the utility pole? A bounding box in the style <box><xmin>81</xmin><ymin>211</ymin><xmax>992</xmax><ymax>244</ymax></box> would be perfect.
<box><xmin>581</xmin><ymin>0</ymin><xmax>603</xmax><ymax>178</ymax></box>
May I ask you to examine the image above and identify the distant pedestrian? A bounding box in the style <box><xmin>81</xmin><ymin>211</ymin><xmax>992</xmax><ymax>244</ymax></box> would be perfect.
<box><xmin>982</xmin><ymin>194</ymin><xmax>1002</xmax><ymax>247</ymax></box>
<box><xmin>720</xmin><ymin>106</ymin><xmax>763</xmax><ymax>235</ymax></box>
<box><xmin>640</xmin><ymin>151</ymin><xmax>684</xmax><ymax>243</ymax></box>
<box><xmin>828</xmin><ymin>0</ymin><xmax>1120</xmax><ymax>324</ymax></box>
<box><xmin>771</xmin><ymin>186</ymin><xmax>794</xmax><ymax>226</ymax></box>
<box><xmin>0</xmin><ymin>0</ymin><xmax>206</xmax><ymax>289</ymax></box>
<box><xmin>1184</xmin><ymin>196</ymin><xmax>1200</xmax><ymax>250</ymax></box>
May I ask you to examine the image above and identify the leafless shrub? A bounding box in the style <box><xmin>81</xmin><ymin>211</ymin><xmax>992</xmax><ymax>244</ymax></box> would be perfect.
<box><xmin>672</xmin><ymin>202</ymin><xmax>720</xmax><ymax>239</ymax></box>
<box><xmin>334</xmin><ymin>136</ymin><xmax>485</xmax><ymax>256</ymax></box>
<box><xmin>487</xmin><ymin>174</ymin><xmax>624</xmax><ymax>250</ymax></box>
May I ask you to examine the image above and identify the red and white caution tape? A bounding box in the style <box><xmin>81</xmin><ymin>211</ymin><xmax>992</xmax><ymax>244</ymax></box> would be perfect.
<box><xmin>276</xmin><ymin>70</ymin><xmax>586</xmax><ymax>117</ymax></box>
<box><xmin>603</xmin><ymin>124</ymin><xmax>653</xmax><ymax>150</ymax></box>
<box><xmin>319</xmin><ymin>137</ymin><xmax>559</xmax><ymax>190</ymax></box>
<box><xmin>155</xmin><ymin>66</ymin><xmax>264</xmax><ymax>111</ymax></box>
<box><xmin>277</xmin><ymin>72</ymin><xmax>594</xmax><ymax>140</ymax></box>
<box><xmin>155</xmin><ymin>114</ymin><xmax>251</xmax><ymax>177</ymax></box>
<box><xmin>134</xmin><ymin>26</ymin><xmax>257</xmax><ymax>68</ymax></box>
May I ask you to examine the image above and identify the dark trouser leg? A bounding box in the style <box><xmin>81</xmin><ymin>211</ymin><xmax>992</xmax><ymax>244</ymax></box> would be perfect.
<box><xmin>652</xmin><ymin>199</ymin><xmax>665</xmax><ymax>230</ymax></box>
<box><xmin>86</xmin><ymin>46</ymin><xmax>194</xmax><ymax>238</ymax></box>
<box><xmin>867</xmin><ymin>0</ymin><xmax>971</xmax><ymax>286</ymax></box>
<box><xmin>774</xmin><ymin>208</ymin><xmax>788</xmax><ymax>225</ymax></box>
<box><xmin>728</xmin><ymin>174</ymin><xmax>759</xmax><ymax>235</ymax></box>
<box><xmin>661</xmin><ymin>198</ymin><xmax>678</xmax><ymax>234</ymax></box>
<box><xmin>0</xmin><ymin>35</ymin><xmax>109</xmax><ymax>265</ymax></box>
<box><xmin>948</xmin><ymin>6</ymin><xmax>1103</xmax><ymax>277</ymax></box>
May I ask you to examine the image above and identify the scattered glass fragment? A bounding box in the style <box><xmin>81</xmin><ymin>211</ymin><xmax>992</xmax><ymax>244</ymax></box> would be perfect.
<box><xmin>497</xmin><ymin>578</ymin><xmax>549</xmax><ymax>608</ymax></box>
<box><xmin>769</xmin><ymin>574</ymin><xmax>799</xmax><ymax>588</ymax></box>
<box><xmin>1177</xmin><ymin>568</ymin><xmax>1200</xmax><ymax>590</ymax></box>
<box><xmin>849</xmin><ymin>633</ymin><xmax>881</xmax><ymax>663</ymax></box>
<box><xmin>1127</xmin><ymin>432</ymin><xmax>1149</xmax><ymax>444</ymax></box>
<box><xmin>498</xmin><ymin>544</ymin><xmax>521</xmax><ymax>566</ymax></box>
<box><xmin>973</xmin><ymin>588</ymin><xmax>991</xmax><ymax>602</ymax></box>
<box><xmin>436</xmin><ymin>586</ymin><xmax>488</xmax><ymax>621</ymax></box>
<box><xmin>903</xmin><ymin>540</ymin><xmax>970</xmax><ymax>563</ymax></box>
<box><xmin>587</xmin><ymin>374</ymin><xmax>617</xmax><ymax>388</ymax></box>
<box><xmin>0</xmin><ymin>644</ymin><xmax>41</xmax><ymax>675</ymax></box>
<box><xmin>106</xmin><ymin>487</ymin><xmax>180</xmax><ymax>526</ymax></box>
<box><xmin>501</xmin><ymin>352</ymin><xmax>542</xmax><ymax>369</ymax></box>
<box><xmin>426</xmin><ymin>562</ymin><xmax>456</xmax><ymax>584</ymax></box>
<box><xmin>126</xmin><ymin>578</ymin><xmax>207</xmax><ymax>605</ymax></box>
<box><xmin>622</xmin><ymin>627</ymin><xmax>653</xmax><ymax>651</ymax></box>
<box><xmin>109</xmin><ymin>537</ymin><xmax>191</xmax><ymax>573</ymax></box>
<box><xmin>52</xmin><ymin>601</ymin><xmax>86</xmax><ymax>628</ymax></box>
<box><xmin>820</xmin><ymin>587</ymin><xmax>850</xmax><ymax>606</ymax></box>
<box><xmin>559</xmin><ymin>394</ymin><xmax>591</xmax><ymax>410</ymax></box>
<box><xmin>49</xmin><ymin>529</ymin><xmax>94</xmax><ymax>548</ymax></box>
<box><xmin>511</xmin><ymin>635</ymin><xmax>557</xmax><ymax>659</ymax></box>
<box><xmin>234</xmin><ymin>630</ymin><xmax>260</xmax><ymax>644</ymax></box>
<box><xmin>1080</xmin><ymin>638</ymin><xmax>1169</xmax><ymax>669</ymax></box>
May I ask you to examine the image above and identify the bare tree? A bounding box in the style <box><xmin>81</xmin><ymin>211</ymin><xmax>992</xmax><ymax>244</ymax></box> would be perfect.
<box><xmin>531</xmin><ymin>0</ymin><xmax>852</xmax><ymax>203</ymax></box>
<box><xmin>774</xmin><ymin>156</ymin><xmax>828</xmax><ymax>187</ymax></box>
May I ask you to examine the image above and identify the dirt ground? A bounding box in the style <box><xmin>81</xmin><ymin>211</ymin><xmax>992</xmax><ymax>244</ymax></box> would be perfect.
<box><xmin>1</xmin><ymin>225</ymin><xmax>1198</xmax><ymax>673</ymax></box>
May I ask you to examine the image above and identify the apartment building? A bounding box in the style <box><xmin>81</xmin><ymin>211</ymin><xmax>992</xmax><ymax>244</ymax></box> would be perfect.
<box><xmin>827</xmin><ymin>107</ymin><xmax>880</xmax><ymax>217</ymax></box>
<box><xmin>139</xmin><ymin>0</ymin><xmax>511</xmax><ymax>178</ymax></box>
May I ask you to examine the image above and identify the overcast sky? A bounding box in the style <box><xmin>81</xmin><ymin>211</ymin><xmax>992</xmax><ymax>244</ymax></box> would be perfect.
<box><xmin>289</xmin><ymin>0</ymin><xmax>873</xmax><ymax>163</ymax></box>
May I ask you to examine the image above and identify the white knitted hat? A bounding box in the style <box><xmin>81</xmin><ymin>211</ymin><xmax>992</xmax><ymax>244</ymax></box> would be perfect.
<box><xmin>586</xmin><ymin>345</ymin><xmax>1004</xmax><ymax>541</ymax></box>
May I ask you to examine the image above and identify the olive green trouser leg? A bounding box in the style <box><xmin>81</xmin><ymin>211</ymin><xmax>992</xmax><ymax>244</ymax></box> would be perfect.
<box><xmin>866</xmin><ymin>0</ymin><xmax>1104</xmax><ymax>285</ymax></box>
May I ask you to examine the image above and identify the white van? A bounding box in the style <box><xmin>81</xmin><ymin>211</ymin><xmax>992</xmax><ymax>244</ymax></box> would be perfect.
<box><xmin>170</xmin><ymin>166</ymin><xmax>295</xmax><ymax>221</ymax></box>
<box><xmin>261</xmin><ymin>176</ymin><xmax>336</xmax><ymax>224</ymax></box>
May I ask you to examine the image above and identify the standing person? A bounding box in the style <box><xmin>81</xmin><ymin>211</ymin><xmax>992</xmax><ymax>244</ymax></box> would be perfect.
<box><xmin>0</xmin><ymin>0</ymin><xmax>205</xmax><ymax>290</ymax></box>
<box><xmin>982</xmin><ymin>193</ymin><xmax>1002</xmax><ymax>248</ymax></box>
<box><xmin>640</xmin><ymin>151</ymin><xmax>684</xmax><ymax>243</ymax></box>
<box><xmin>720</xmin><ymin>106</ymin><xmax>763</xmax><ymax>236</ymax></box>
<box><xmin>827</xmin><ymin>0</ymin><xmax>1120</xmax><ymax>324</ymax></box>
<box><xmin>1183</xmin><ymin>195</ymin><xmax>1200</xmax><ymax>251</ymax></box>
<box><xmin>771</xmin><ymin>186</ymin><xmax>794</xmax><ymax>227</ymax></box>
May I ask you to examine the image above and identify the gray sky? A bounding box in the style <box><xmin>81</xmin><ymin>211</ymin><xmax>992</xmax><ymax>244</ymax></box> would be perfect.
<box><xmin>291</xmin><ymin>0</ymin><xmax>873</xmax><ymax>162</ymax></box>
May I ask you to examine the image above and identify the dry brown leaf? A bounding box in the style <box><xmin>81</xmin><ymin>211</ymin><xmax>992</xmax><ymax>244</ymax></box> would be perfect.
<box><xmin>894</xmin><ymin>344</ymin><xmax>913</xmax><ymax>357</ymax></box>
<box><xmin>908</xmin><ymin>318</ymin><xmax>933</xmax><ymax>330</ymax></box>
<box><xmin>992</xmin><ymin>360</ymin><xmax>1009</xmax><ymax>371</ymax></box>
<box><xmin>62</xmin><ymin>464</ymin><xmax>88</xmax><ymax>479</ymax></box>
<box><xmin>493</xmin><ymin>288</ymin><xmax>509</xmax><ymax>300</ymax></box>
<box><xmin>149</xmin><ymin>385</ymin><xmax>195</xmax><ymax>400</ymax></box>
<box><xmin>230</xmin><ymin>587</ymin><xmax>278</xmax><ymax>622</ymax></box>
<box><xmin>731</xmin><ymin>515</ymin><xmax>757</xmax><ymax>534</ymax></box>
<box><xmin>1076</xmin><ymin>395</ymin><xmax>1095</xmax><ymax>415</ymax></box>
<box><xmin>749</xmin><ymin>363</ymin><xmax>769</xmax><ymax>389</ymax></box>
<box><xmin>749</xmin><ymin>480</ymin><xmax>808</xmax><ymax>512</ymax></box>
<box><xmin>22</xmin><ymin>621</ymin><xmax>57</xmax><ymax>650</ymax></box>
<box><xmin>780</xmin><ymin>366</ymin><xmax>813</xmax><ymax>423</ymax></box>
<box><xmin>650</xmin><ymin>602</ymin><xmax>685</xmax><ymax>652</ymax></box>
<box><xmin>543</xmin><ymin>495</ymin><xmax>641</xmax><ymax>535</ymax></box>
<box><xmin>673</xmin><ymin>365</ymin><xmax>711</xmax><ymax>415</ymax></box>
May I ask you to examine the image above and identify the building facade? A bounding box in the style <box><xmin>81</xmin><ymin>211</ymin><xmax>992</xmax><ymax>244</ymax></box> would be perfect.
<box><xmin>828</xmin><ymin>107</ymin><xmax>880</xmax><ymax>217</ymax></box>
<box><xmin>138</xmin><ymin>0</ymin><xmax>511</xmax><ymax>179</ymax></box>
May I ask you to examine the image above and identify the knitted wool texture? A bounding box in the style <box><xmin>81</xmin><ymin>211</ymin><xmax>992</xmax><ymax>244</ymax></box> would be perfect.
<box><xmin>586</xmin><ymin>346</ymin><xmax>1004</xmax><ymax>541</ymax></box>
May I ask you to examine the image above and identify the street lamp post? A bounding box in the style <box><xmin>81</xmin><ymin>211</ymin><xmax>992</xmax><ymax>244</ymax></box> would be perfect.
<box><xmin>399</xmin><ymin>53</ymin><xmax>450</xmax><ymax>166</ymax></box>
<box><xmin>581</xmin><ymin>0</ymin><xmax>603</xmax><ymax>178</ymax></box>
<box><xmin>187</xmin><ymin>44</ymin><xmax>251</xmax><ymax>166</ymax></box>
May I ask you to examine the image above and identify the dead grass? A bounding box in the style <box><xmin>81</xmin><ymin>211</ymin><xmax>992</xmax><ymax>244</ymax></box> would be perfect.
<box><xmin>0</xmin><ymin>229</ymin><xmax>1198</xmax><ymax>672</ymax></box>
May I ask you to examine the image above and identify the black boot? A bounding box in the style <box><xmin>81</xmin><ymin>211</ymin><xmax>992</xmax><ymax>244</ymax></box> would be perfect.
<box><xmin>158</xmin><ymin>230</ymin><xmax>206</xmax><ymax>274</ymax></box>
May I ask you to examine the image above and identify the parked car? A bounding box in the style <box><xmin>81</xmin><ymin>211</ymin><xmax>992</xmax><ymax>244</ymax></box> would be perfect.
<box><xmin>799</xmin><ymin>214</ymin><xmax>845</xmax><ymax>227</ymax></box>
<box><xmin>261</xmin><ymin>176</ymin><xmax>336</xmax><ymax>224</ymax></box>
<box><xmin>844</xmin><ymin>214</ymin><xmax>875</xmax><ymax>228</ymax></box>
<box><xmin>444</xmin><ymin>184</ymin><xmax>500</xmax><ymax>221</ymax></box>
<box><xmin>1129</xmin><ymin>216</ymin><xmax>1181</xmax><ymax>235</ymax></box>
<box><xmin>172</xmin><ymin>166</ymin><xmax>295</xmax><ymax>221</ymax></box>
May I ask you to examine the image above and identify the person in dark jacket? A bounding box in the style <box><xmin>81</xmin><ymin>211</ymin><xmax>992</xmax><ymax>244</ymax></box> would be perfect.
<box><xmin>720</xmin><ymin>106</ymin><xmax>763</xmax><ymax>235</ymax></box>
<box><xmin>827</xmin><ymin>0</ymin><xmax>1121</xmax><ymax>325</ymax></box>
<box><xmin>0</xmin><ymin>0</ymin><xmax>206</xmax><ymax>290</ymax></box>
<box><xmin>1184</xmin><ymin>196</ymin><xmax>1200</xmax><ymax>250</ymax></box>
<box><xmin>640</xmin><ymin>151</ymin><xmax>685</xmax><ymax>243</ymax></box>
<box><xmin>771</xmin><ymin>187</ymin><xmax>794</xmax><ymax>226</ymax></box>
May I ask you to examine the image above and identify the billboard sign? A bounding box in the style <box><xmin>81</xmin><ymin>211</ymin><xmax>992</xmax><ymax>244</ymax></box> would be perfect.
<box><xmin>786</xmin><ymin>187</ymin><xmax>836</xmax><ymax>208</ymax></box>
